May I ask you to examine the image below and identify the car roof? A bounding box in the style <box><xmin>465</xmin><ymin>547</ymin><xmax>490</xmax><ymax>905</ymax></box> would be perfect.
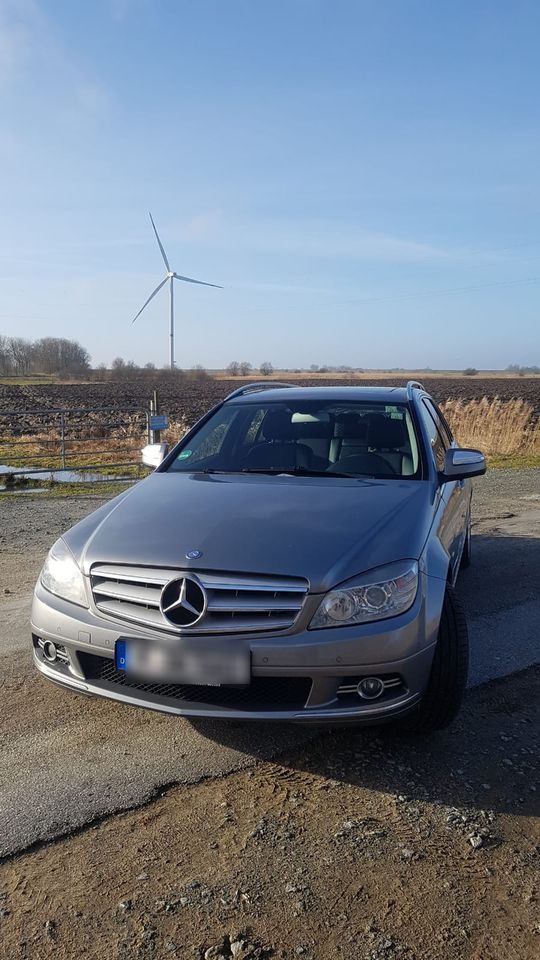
<box><xmin>228</xmin><ymin>386</ymin><xmax>412</xmax><ymax>404</ymax></box>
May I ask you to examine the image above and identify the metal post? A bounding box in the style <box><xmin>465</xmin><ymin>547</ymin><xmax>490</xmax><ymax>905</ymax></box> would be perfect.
<box><xmin>60</xmin><ymin>412</ymin><xmax>66</xmax><ymax>468</ymax></box>
<box><xmin>149</xmin><ymin>395</ymin><xmax>155</xmax><ymax>445</ymax></box>
<box><xmin>169</xmin><ymin>277</ymin><xmax>175</xmax><ymax>370</ymax></box>
<box><xmin>152</xmin><ymin>389</ymin><xmax>160</xmax><ymax>443</ymax></box>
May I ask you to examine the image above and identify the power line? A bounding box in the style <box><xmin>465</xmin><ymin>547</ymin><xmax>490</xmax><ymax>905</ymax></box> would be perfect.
<box><xmin>343</xmin><ymin>275</ymin><xmax>540</xmax><ymax>306</ymax></box>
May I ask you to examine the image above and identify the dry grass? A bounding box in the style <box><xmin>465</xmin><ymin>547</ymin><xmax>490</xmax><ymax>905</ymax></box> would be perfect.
<box><xmin>163</xmin><ymin>416</ymin><xmax>189</xmax><ymax>446</ymax></box>
<box><xmin>0</xmin><ymin>420</ymin><xmax>146</xmax><ymax>473</ymax></box>
<box><xmin>442</xmin><ymin>398</ymin><xmax>540</xmax><ymax>455</ymax></box>
<box><xmin>213</xmin><ymin>370</ymin><xmax>540</xmax><ymax>380</ymax></box>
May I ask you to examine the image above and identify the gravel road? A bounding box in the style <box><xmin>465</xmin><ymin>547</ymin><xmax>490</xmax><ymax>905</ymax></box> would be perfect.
<box><xmin>0</xmin><ymin>469</ymin><xmax>538</xmax><ymax>859</ymax></box>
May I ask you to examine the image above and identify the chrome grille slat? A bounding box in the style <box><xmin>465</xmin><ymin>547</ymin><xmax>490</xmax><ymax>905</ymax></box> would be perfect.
<box><xmin>206</xmin><ymin>597</ymin><xmax>303</xmax><ymax>613</ymax></box>
<box><xmin>92</xmin><ymin>579</ymin><xmax>162</xmax><ymax>606</ymax></box>
<box><xmin>90</xmin><ymin>563</ymin><xmax>308</xmax><ymax>634</ymax></box>
<box><xmin>93</xmin><ymin>600</ymin><xmax>165</xmax><ymax>627</ymax></box>
<box><xmin>91</xmin><ymin>564</ymin><xmax>305</xmax><ymax>593</ymax></box>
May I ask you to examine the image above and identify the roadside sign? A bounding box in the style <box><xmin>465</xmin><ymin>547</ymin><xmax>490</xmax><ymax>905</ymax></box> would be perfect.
<box><xmin>150</xmin><ymin>415</ymin><xmax>169</xmax><ymax>431</ymax></box>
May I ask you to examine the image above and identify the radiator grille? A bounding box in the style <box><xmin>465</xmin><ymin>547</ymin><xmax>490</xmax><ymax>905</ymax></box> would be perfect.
<box><xmin>90</xmin><ymin>564</ymin><xmax>308</xmax><ymax>634</ymax></box>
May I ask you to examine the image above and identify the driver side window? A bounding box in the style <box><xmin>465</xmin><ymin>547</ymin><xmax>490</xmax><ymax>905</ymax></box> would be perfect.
<box><xmin>418</xmin><ymin>400</ymin><xmax>449</xmax><ymax>471</ymax></box>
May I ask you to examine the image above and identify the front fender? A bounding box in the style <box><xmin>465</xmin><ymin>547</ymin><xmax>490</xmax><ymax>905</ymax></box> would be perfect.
<box><xmin>420</xmin><ymin>527</ymin><xmax>452</xmax><ymax>642</ymax></box>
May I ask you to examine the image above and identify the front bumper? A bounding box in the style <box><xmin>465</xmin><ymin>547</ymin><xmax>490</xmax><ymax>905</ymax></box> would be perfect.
<box><xmin>31</xmin><ymin>576</ymin><xmax>442</xmax><ymax>724</ymax></box>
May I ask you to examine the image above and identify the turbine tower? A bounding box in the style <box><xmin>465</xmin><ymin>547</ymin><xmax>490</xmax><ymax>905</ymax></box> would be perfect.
<box><xmin>132</xmin><ymin>213</ymin><xmax>222</xmax><ymax>369</ymax></box>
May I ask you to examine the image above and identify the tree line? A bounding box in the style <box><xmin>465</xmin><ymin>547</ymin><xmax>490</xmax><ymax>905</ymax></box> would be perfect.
<box><xmin>0</xmin><ymin>335</ymin><xmax>91</xmax><ymax>377</ymax></box>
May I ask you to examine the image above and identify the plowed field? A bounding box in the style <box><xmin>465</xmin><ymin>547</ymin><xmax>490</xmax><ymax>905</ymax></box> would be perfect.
<box><xmin>1</xmin><ymin>376</ymin><xmax>539</xmax><ymax>434</ymax></box>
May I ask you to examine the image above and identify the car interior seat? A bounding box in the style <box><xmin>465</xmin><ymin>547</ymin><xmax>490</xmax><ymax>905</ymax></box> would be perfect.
<box><xmin>367</xmin><ymin>417</ymin><xmax>414</xmax><ymax>476</ymax></box>
<box><xmin>243</xmin><ymin>410</ymin><xmax>313</xmax><ymax>470</ymax></box>
<box><xmin>329</xmin><ymin>415</ymin><xmax>369</xmax><ymax>463</ymax></box>
<box><xmin>292</xmin><ymin>419</ymin><xmax>333</xmax><ymax>469</ymax></box>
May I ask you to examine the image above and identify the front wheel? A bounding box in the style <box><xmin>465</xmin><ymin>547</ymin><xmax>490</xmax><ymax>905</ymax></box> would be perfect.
<box><xmin>401</xmin><ymin>585</ymin><xmax>469</xmax><ymax>734</ymax></box>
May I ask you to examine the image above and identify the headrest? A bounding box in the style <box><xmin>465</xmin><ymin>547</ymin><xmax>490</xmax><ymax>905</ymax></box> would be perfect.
<box><xmin>368</xmin><ymin>416</ymin><xmax>407</xmax><ymax>448</ymax></box>
<box><xmin>262</xmin><ymin>410</ymin><xmax>294</xmax><ymax>441</ymax></box>
<box><xmin>295</xmin><ymin>420</ymin><xmax>333</xmax><ymax>439</ymax></box>
<box><xmin>334</xmin><ymin>418</ymin><xmax>368</xmax><ymax>440</ymax></box>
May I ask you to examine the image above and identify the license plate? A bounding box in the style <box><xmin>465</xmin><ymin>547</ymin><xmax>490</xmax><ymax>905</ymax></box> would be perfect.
<box><xmin>115</xmin><ymin>638</ymin><xmax>250</xmax><ymax>686</ymax></box>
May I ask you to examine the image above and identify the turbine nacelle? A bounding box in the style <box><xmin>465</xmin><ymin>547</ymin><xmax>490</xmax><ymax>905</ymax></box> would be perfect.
<box><xmin>131</xmin><ymin>212</ymin><xmax>222</xmax><ymax>369</ymax></box>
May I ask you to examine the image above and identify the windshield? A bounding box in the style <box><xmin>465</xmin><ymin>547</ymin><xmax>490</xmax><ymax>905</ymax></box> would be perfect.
<box><xmin>166</xmin><ymin>400</ymin><xmax>421</xmax><ymax>479</ymax></box>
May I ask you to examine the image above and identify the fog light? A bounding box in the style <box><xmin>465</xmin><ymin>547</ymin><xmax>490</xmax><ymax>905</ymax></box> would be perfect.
<box><xmin>357</xmin><ymin>677</ymin><xmax>384</xmax><ymax>700</ymax></box>
<box><xmin>42</xmin><ymin>640</ymin><xmax>58</xmax><ymax>663</ymax></box>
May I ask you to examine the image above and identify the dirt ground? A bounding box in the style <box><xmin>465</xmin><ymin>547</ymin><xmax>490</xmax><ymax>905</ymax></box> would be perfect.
<box><xmin>1</xmin><ymin>666</ymin><xmax>539</xmax><ymax>960</ymax></box>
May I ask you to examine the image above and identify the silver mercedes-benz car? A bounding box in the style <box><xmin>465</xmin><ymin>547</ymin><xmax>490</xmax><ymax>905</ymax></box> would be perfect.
<box><xmin>31</xmin><ymin>381</ymin><xmax>485</xmax><ymax>732</ymax></box>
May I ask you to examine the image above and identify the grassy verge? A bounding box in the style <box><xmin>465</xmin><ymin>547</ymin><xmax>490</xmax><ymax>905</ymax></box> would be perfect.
<box><xmin>486</xmin><ymin>453</ymin><xmax>540</xmax><ymax>469</ymax></box>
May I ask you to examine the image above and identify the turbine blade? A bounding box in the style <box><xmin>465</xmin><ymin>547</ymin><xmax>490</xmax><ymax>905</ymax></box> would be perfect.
<box><xmin>131</xmin><ymin>277</ymin><xmax>168</xmax><ymax>323</ymax></box>
<box><xmin>173</xmin><ymin>273</ymin><xmax>223</xmax><ymax>289</ymax></box>
<box><xmin>149</xmin><ymin>212</ymin><xmax>171</xmax><ymax>272</ymax></box>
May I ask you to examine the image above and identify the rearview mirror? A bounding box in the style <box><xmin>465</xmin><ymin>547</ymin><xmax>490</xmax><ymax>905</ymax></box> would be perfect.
<box><xmin>440</xmin><ymin>448</ymin><xmax>486</xmax><ymax>482</ymax></box>
<box><xmin>141</xmin><ymin>443</ymin><xmax>169</xmax><ymax>468</ymax></box>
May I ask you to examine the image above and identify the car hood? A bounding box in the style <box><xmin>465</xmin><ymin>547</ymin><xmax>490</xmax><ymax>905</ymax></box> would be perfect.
<box><xmin>65</xmin><ymin>472</ymin><xmax>434</xmax><ymax>593</ymax></box>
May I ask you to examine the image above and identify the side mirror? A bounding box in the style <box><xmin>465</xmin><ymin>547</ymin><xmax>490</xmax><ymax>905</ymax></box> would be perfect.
<box><xmin>141</xmin><ymin>443</ymin><xmax>169</xmax><ymax>469</ymax></box>
<box><xmin>440</xmin><ymin>448</ymin><xmax>486</xmax><ymax>482</ymax></box>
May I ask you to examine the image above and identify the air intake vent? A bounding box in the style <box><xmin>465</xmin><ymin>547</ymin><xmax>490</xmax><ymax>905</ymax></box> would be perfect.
<box><xmin>79</xmin><ymin>653</ymin><xmax>312</xmax><ymax>711</ymax></box>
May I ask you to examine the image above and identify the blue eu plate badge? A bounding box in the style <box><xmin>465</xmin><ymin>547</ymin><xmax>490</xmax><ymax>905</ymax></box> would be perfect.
<box><xmin>115</xmin><ymin>639</ymin><xmax>127</xmax><ymax>670</ymax></box>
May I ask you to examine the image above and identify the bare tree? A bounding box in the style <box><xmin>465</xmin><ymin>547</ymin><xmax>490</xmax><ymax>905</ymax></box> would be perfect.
<box><xmin>8</xmin><ymin>337</ymin><xmax>33</xmax><ymax>375</ymax></box>
<box><xmin>35</xmin><ymin>337</ymin><xmax>90</xmax><ymax>375</ymax></box>
<box><xmin>227</xmin><ymin>361</ymin><xmax>240</xmax><ymax>376</ymax></box>
<box><xmin>259</xmin><ymin>361</ymin><xmax>274</xmax><ymax>376</ymax></box>
<box><xmin>238</xmin><ymin>361</ymin><xmax>252</xmax><ymax>376</ymax></box>
<box><xmin>0</xmin><ymin>335</ymin><xmax>11</xmax><ymax>375</ymax></box>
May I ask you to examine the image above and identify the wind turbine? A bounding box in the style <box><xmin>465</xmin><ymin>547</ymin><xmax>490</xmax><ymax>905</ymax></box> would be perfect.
<box><xmin>132</xmin><ymin>213</ymin><xmax>222</xmax><ymax>369</ymax></box>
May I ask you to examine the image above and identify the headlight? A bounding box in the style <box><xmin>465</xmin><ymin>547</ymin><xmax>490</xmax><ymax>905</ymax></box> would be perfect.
<box><xmin>309</xmin><ymin>560</ymin><xmax>418</xmax><ymax>629</ymax></box>
<box><xmin>40</xmin><ymin>538</ymin><xmax>87</xmax><ymax>607</ymax></box>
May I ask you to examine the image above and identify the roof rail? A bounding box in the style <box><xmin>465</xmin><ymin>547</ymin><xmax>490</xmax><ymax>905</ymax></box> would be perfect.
<box><xmin>224</xmin><ymin>381</ymin><xmax>297</xmax><ymax>402</ymax></box>
<box><xmin>406</xmin><ymin>380</ymin><xmax>426</xmax><ymax>400</ymax></box>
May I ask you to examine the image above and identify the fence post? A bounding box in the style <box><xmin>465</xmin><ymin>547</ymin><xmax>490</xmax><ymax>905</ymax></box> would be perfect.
<box><xmin>60</xmin><ymin>412</ymin><xmax>66</xmax><ymax>468</ymax></box>
<box><xmin>152</xmin><ymin>389</ymin><xmax>161</xmax><ymax>444</ymax></box>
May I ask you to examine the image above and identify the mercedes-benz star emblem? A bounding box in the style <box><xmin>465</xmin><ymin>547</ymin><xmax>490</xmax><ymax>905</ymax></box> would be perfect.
<box><xmin>160</xmin><ymin>575</ymin><xmax>207</xmax><ymax>627</ymax></box>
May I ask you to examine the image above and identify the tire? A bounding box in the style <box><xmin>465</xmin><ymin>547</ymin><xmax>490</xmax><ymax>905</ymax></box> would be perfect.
<box><xmin>401</xmin><ymin>585</ymin><xmax>469</xmax><ymax>733</ymax></box>
<box><xmin>460</xmin><ymin>514</ymin><xmax>472</xmax><ymax>569</ymax></box>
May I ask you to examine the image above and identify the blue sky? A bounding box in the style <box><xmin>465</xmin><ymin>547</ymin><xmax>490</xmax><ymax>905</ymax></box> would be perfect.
<box><xmin>0</xmin><ymin>0</ymin><xmax>539</xmax><ymax>369</ymax></box>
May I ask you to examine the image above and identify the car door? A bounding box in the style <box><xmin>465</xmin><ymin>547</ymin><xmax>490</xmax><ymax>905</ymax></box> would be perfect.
<box><xmin>423</xmin><ymin>398</ymin><xmax>469</xmax><ymax>575</ymax></box>
<box><xmin>416</xmin><ymin>398</ymin><xmax>465</xmax><ymax>580</ymax></box>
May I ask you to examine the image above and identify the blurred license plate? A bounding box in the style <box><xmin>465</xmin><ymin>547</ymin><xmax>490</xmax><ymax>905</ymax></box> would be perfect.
<box><xmin>115</xmin><ymin>638</ymin><xmax>250</xmax><ymax>686</ymax></box>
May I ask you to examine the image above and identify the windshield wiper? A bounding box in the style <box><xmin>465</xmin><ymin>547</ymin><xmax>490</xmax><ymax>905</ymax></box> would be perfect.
<box><xmin>289</xmin><ymin>466</ymin><xmax>358</xmax><ymax>478</ymax></box>
<box><xmin>239</xmin><ymin>466</ymin><xmax>357</xmax><ymax>478</ymax></box>
<box><xmin>240</xmin><ymin>467</ymin><xmax>287</xmax><ymax>474</ymax></box>
<box><xmin>192</xmin><ymin>466</ymin><xmax>360</xmax><ymax>478</ymax></box>
<box><xmin>198</xmin><ymin>468</ymin><xmax>240</xmax><ymax>474</ymax></box>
